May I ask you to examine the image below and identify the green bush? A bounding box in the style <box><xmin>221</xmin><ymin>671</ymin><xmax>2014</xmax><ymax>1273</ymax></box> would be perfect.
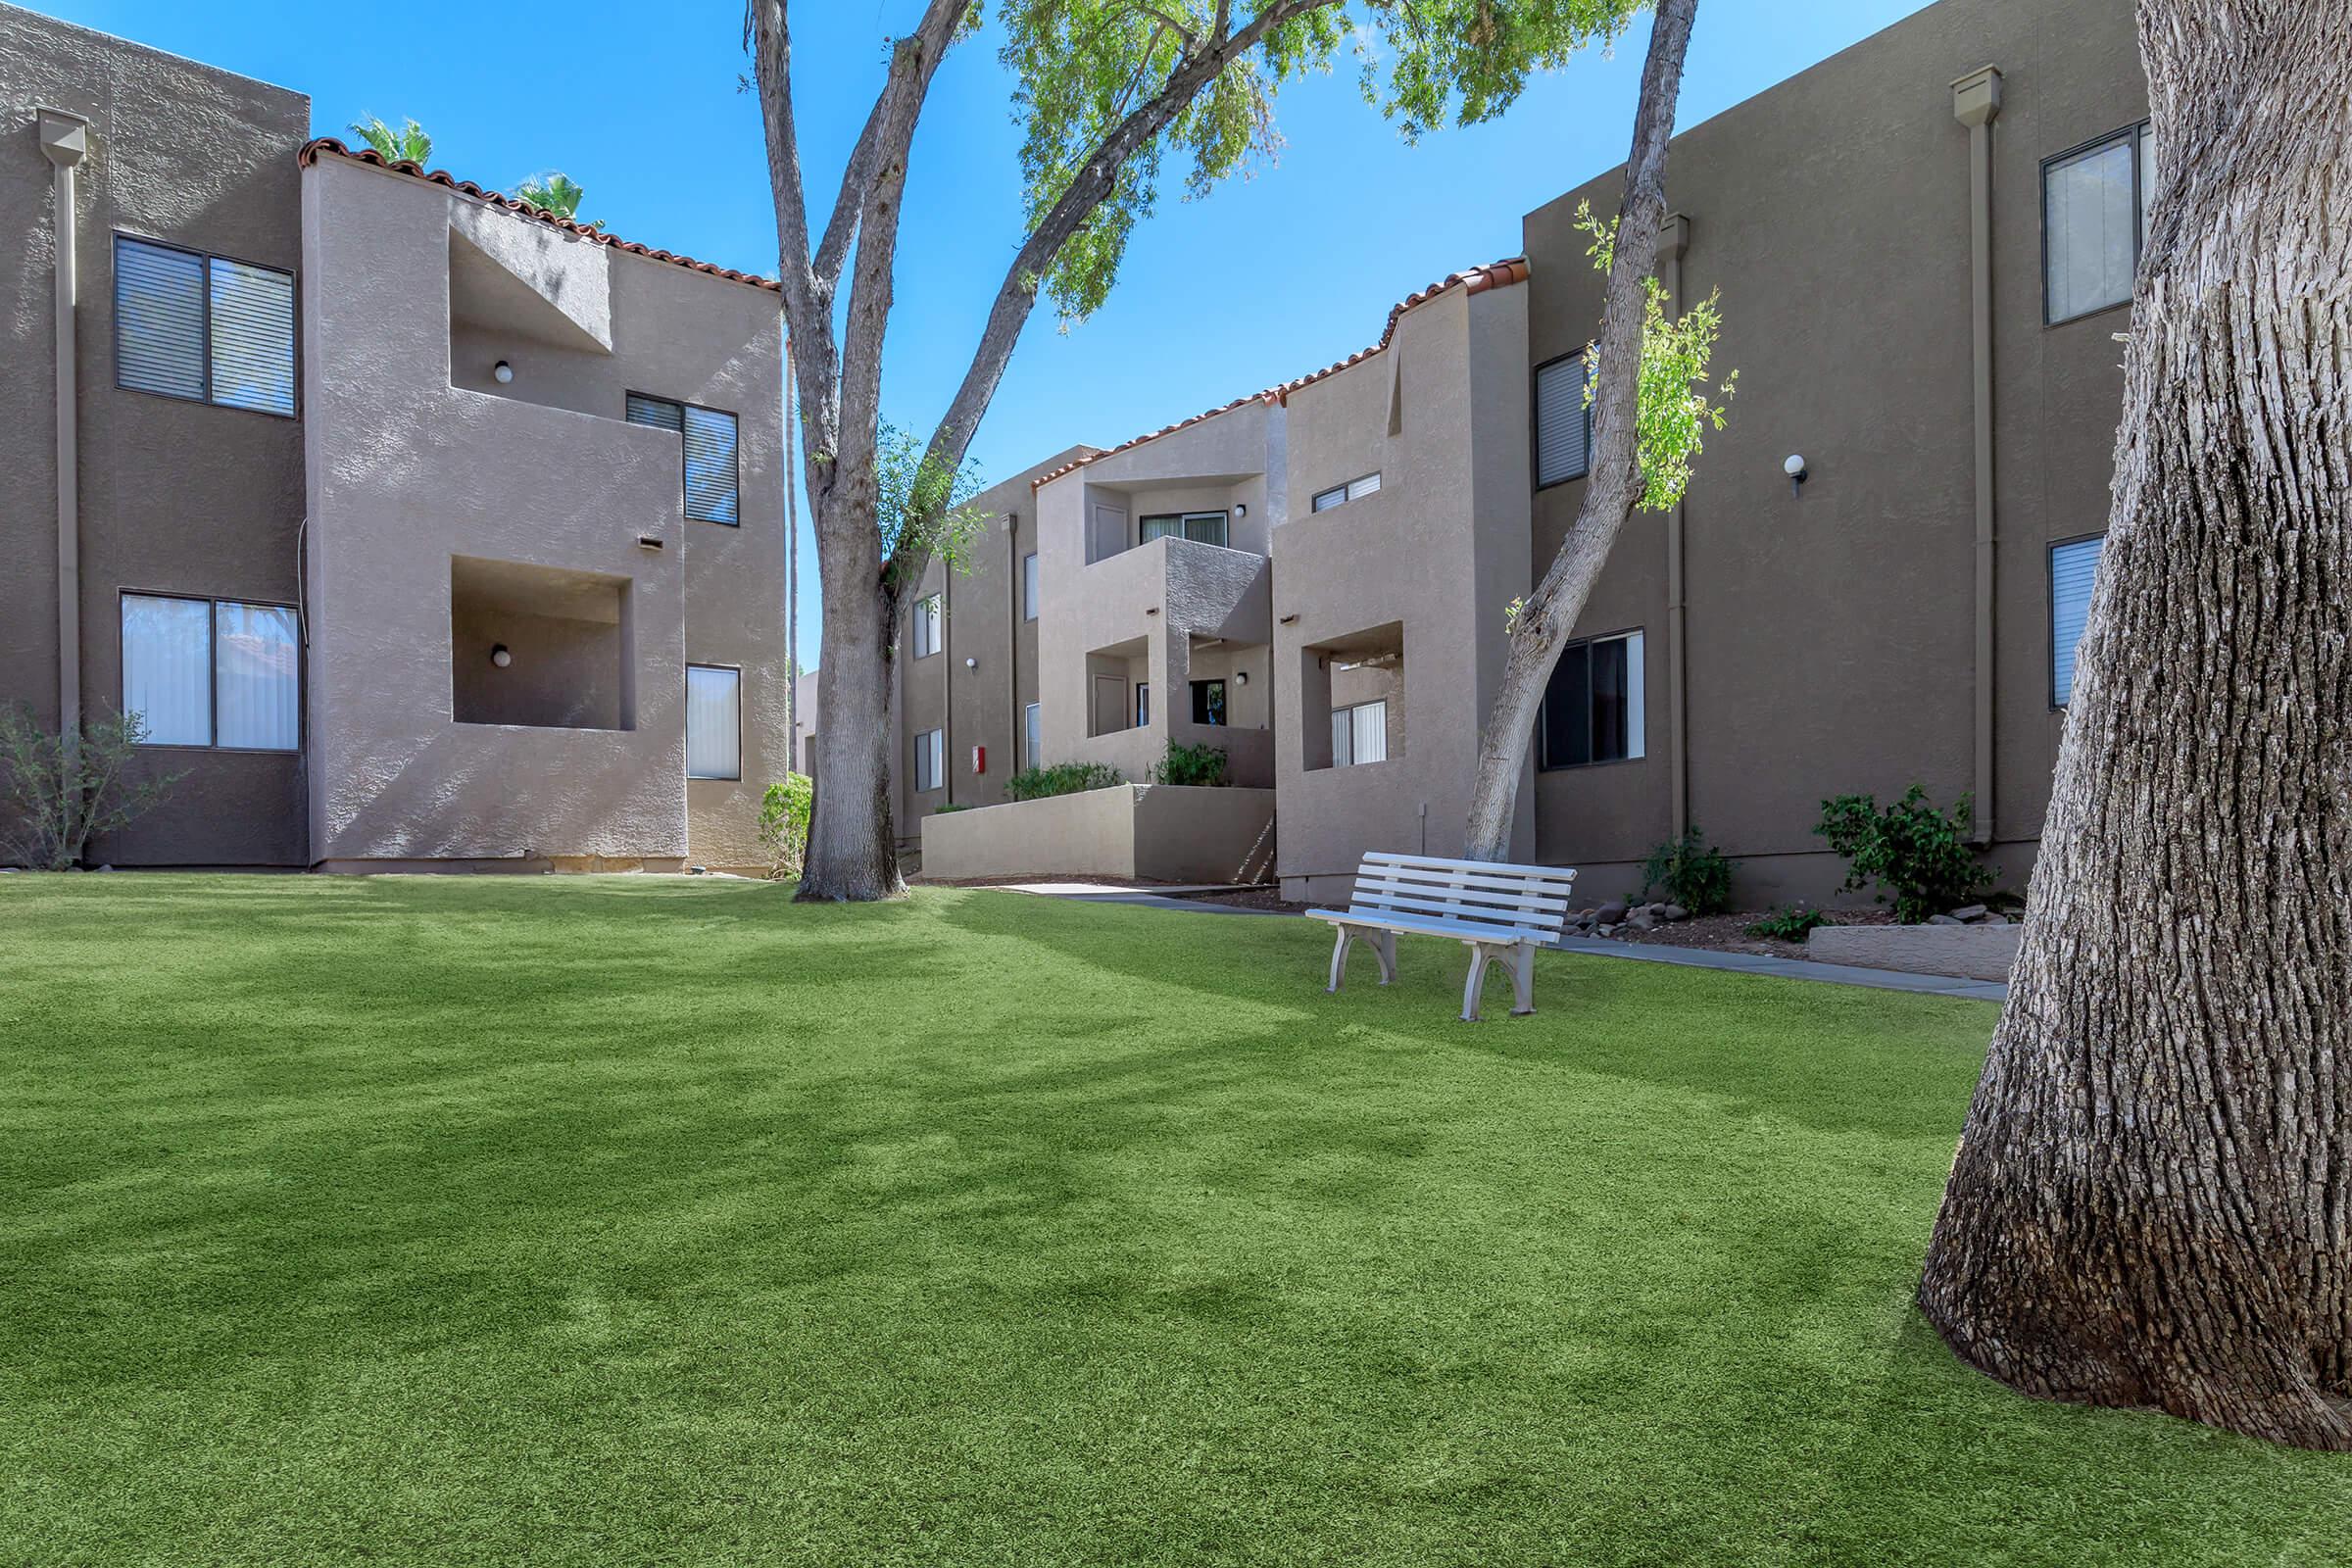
<box><xmin>758</xmin><ymin>772</ymin><xmax>813</xmax><ymax>879</ymax></box>
<box><xmin>1637</xmin><ymin>827</ymin><xmax>1732</xmax><ymax>915</ymax></box>
<box><xmin>932</xmin><ymin>802</ymin><xmax>970</xmax><ymax>814</ymax></box>
<box><xmin>1747</xmin><ymin>904</ymin><xmax>1834</xmax><ymax>942</ymax></box>
<box><xmin>1815</xmin><ymin>786</ymin><xmax>1994</xmax><ymax>924</ymax></box>
<box><xmin>0</xmin><ymin>705</ymin><xmax>178</xmax><ymax>870</ymax></box>
<box><xmin>1005</xmin><ymin>761</ymin><xmax>1124</xmax><ymax>802</ymax></box>
<box><xmin>1150</xmin><ymin>740</ymin><xmax>1228</xmax><ymax>787</ymax></box>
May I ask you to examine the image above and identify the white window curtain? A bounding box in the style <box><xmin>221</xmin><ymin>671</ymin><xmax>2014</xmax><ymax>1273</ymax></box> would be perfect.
<box><xmin>1621</xmin><ymin>629</ymin><xmax>1646</xmax><ymax>760</ymax></box>
<box><xmin>2051</xmin><ymin>537</ymin><xmax>2105</xmax><ymax>706</ymax></box>
<box><xmin>686</xmin><ymin>665</ymin><xmax>741</xmax><ymax>780</ymax></box>
<box><xmin>1331</xmin><ymin>701</ymin><xmax>1390</xmax><ymax>767</ymax></box>
<box><xmin>2046</xmin><ymin>135</ymin><xmax>2137</xmax><ymax>321</ymax></box>
<box><xmin>1023</xmin><ymin>554</ymin><xmax>1039</xmax><ymax>620</ymax></box>
<box><xmin>1535</xmin><ymin>353</ymin><xmax>1592</xmax><ymax>485</ymax></box>
<box><xmin>913</xmin><ymin>595</ymin><xmax>942</xmax><ymax>659</ymax></box>
<box><xmin>914</xmin><ymin>729</ymin><xmax>945</xmax><ymax>792</ymax></box>
<box><xmin>1024</xmin><ymin>704</ymin><xmax>1041</xmax><ymax>769</ymax></box>
<box><xmin>214</xmin><ymin>602</ymin><xmax>299</xmax><ymax>750</ymax></box>
<box><xmin>121</xmin><ymin>595</ymin><xmax>212</xmax><ymax>746</ymax></box>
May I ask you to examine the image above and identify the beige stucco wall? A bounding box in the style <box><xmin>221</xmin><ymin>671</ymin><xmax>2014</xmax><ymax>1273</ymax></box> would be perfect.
<box><xmin>300</xmin><ymin>153</ymin><xmax>786</xmax><ymax>869</ymax></box>
<box><xmin>919</xmin><ymin>784</ymin><xmax>1275</xmax><ymax>883</ymax></box>
<box><xmin>1522</xmin><ymin>0</ymin><xmax>2145</xmax><ymax>906</ymax></box>
<box><xmin>1</xmin><ymin>6</ymin><xmax>311</xmax><ymax>865</ymax></box>
<box><xmin>1272</xmin><ymin>283</ymin><xmax>1535</xmax><ymax>900</ymax></box>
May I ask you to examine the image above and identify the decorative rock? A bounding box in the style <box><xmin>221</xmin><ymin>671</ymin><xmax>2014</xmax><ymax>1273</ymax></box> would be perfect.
<box><xmin>1596</xmin><ymin>923</ymin><xmax>1617</xmax><ymax>937</ymax></box>
<box><xmin>1595</xmin><ymin>901</ymin><xmax>1629</xmax><ymax>925</ymax></box>
<box><xmin>1949</xmin><ymin>904</ymin><xmax>1989</xmax><ymax>923</ymax></box>
<box><xmin>1628</xmin><ymin>908</ymin><xmax>1658</xmax><ymax>932</ymax></box>
<box><xmin>1661</xmin><ymin>904</ymin><xmax>1690</xmax><ymax>922</ymax></box>
<box><xmin>1927</xmin><ymin>913</ymin><xmax>1966</xmax><ymax>927</ymax></box>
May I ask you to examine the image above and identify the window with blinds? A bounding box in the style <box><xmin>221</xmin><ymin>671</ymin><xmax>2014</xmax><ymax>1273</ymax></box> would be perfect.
<box><xmin>121</xmin><ymin>593</ymin><xmax>299</xmax><ymax>750</ymax></box>
<box><xmin>2050</xmin><ymin>536</ymin><xmax>2105</xmax><ymax>707</ymax></box>
<box><xmin>912</xmin><ymin>729</ymin><xmax>945</xmax><ymax>793</ymax></box>
<box><xmin>1023</xmin><ymin>554</ymin><xmax>1039</xmax><ymax>620</ymax></box>
<box><xmin>2044</xmin><ymin>123</ymin><xmax>2152</xmax><ymax>324</ymax></box>
<box><xmin>1312</xmin><ymin>473</ymin><xmax>1382</xmax><ymax>514</ymax></box>
<box><xmin>1540</xmin><ymin>628</ymin><xmax>1644</xmax><ymax>770</ymax></box>
<box><xmin>1140</xmin><ymin>512</ymin><xmax>1229</xmax><ymax>547</ymax></box>
<box><xmin>1534</xmin><ymin>351</ymin><xmax>1592</xmax><ymax>488</ymax></box>
<box><xmin>625</xmin><ymin>393</ymin><xmax>741</xmax><ymax>525</ymax></box>
<box><xmin>1024</xmin><ymin>703</ymin><xmax>1041</xmax><ymax>769</ymax></box>
<box><xmin>115</xmin><ymin>237</ymin><xmax>295</xmax><ymax>416</ymax></box>
<box><xmin>912</xmin><ymin>594</ymin><xmax>943</xmax><ymax>659</ymax></box>
<box><xmin>1330</xmin><ymin>701</ymin><xmax>1389</xmax><ymax>767</ymax></box>
<box><xmin>685</xmin><ymin>664</ymin><xmax>742</xmax><ymax>779</ymax></box>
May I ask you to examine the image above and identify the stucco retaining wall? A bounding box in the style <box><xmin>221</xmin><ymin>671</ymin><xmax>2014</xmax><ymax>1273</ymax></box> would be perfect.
<box><xmin>1806</xmin><ymin>923</ymin><xmax>2021</xmax><ymax>982</ymax></box>
<box><xmin>921</xmin><ymin>785</ymin><xmax>1275</xmax><ymax>884</ymax></box>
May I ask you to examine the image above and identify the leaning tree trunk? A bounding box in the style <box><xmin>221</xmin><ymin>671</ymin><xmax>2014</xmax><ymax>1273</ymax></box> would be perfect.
<box><xmin>1460</xmin><ymin>0</ymin><xmax>1698</xmax><ymax>860</ymax></box>
<box><xmin>796</xmin><ymin>500</ymin><xmax>906</xmax><ymax>902</ymax></box>
<box><xmin>1919</xmin><ymin>0</ymin><xmax>2352</xmax><ymax>1450</ymax></box>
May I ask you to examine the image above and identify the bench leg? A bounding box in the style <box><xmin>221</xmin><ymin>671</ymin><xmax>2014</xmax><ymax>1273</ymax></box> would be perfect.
<box><xmin>1374</xmin><ymin>931</ymin><xmax>1397</xmax><ymax>985</ymax></box>
<box><xmin>1509</xmin><ymin>941</ymin><xmax>1537</xmax><ymax>1016</ymax></box>
<box><xmin>1460</xmin><ymin>943</ymin><xmax>1494</xmax><ymax>1023</ymax></box>
<box><xmin>1326</xmin><ymin>927</ymin><xmax>1353</xmax><ymax>993</ymax></box>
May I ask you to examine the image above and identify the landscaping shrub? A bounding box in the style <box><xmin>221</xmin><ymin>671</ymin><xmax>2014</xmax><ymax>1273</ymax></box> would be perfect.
<box><xmin>933</xmin><ymin>802</ymin><xmax>969</xmax><ymax>814</ymax></box>
<box><xmin>0</xmin><ymin>705</ymin><xmax>177</xmax><ymax>871</ymax></box>
<box><xmin>1815</xmin><ymin>785</ymin><xmax>1994</xmax><ymax>923</ymax></box>
<box><xmin>1747</xmin><ymin>904</ymin><xmax>1834</xmax><ymax>942</ymax></box>
<box><xmin>1150</xmin><ymin>740</ymin><xmax>1228</xmax><ymax>787</ymax></box>
<box><xmin>758</xmin><ymin>772</ymin><xmax>813</xmax><ymax>879</ymax></box>
<box><xmin>1005</xmin><ymin>761</ymin><xmax>1124</xmax><ymax>802</ymax></box>
<box><xmin>1638</xmin><ymin>827</ymin><xmax>1733</xmax><ymax>915</ymax></box>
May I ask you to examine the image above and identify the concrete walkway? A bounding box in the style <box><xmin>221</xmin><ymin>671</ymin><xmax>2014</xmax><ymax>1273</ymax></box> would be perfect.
<box><xmin>984</xmin><ymin>884</ymin><xmax>2009</xmax><ymax>1000</ymax></box>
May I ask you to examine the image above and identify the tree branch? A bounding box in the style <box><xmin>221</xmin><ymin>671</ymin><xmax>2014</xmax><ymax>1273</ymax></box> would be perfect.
<box><xmin>885</xmin><ymin>0</ymin><xmax>1337</xmax><ymax>586</ymax></box>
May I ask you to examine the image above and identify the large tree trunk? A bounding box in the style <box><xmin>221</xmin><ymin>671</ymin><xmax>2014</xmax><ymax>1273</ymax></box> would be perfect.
<box><xmin>796</xmin><ymin>495</ymin><xmax>906</xmax><ymax>902</ymax></box>
<box><xmin>1460</xmin><ymin>0</ymin><xmax>1698</xmax><ymax>860</ymax></box>
<box><xmin>1919</xmin><ymin>0</ymin><xmax>2352</xmax><ymax>1450</ymax></box>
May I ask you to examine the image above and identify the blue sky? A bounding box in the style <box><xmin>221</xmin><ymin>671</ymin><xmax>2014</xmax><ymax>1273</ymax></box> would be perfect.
<box><xmin>43</xmin><ymin>0</ymin><xmax>1931</xmax><ymax>648</ymax></box>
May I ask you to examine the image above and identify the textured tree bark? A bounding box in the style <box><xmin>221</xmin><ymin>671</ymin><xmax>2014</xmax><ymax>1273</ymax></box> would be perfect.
<box><xmin>1919</xmin><ymin>0</ymin><xmax>2352</xmax><ymax>1450</ymax></box>
<box><xmin>1461</xmin><ymin>0</ymin><xmax>1698</xmax><ymax>860</ymax></box>
<box><xmin>797</xmin><ymin>491</ymin><xmax>906</xmax><ymax>902</ymax></box>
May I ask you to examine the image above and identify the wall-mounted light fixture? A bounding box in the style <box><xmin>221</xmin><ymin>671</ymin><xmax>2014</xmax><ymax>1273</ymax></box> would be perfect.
<box><xmin>493</xmin><ymin>360</ymin><xmax>514</xmax><ymax>384</ymax></box>
<box><xmin>1236</xmin><ymin>670</ymin><xmax>1250</xmax><ymax>687</ymax></box>
<box><xmin>963</xmin><ymin>657</ymin><xmax>978</xmax><ymax>670</ymax></box>
<box><xmin>1235</xmin><ymin>503</ymin><xmax>1248</xmax><ymax>518</ymax></box>
<box><xmin>1784</xmin><ymin>454</ymin><xmax>1809</xmax><ymax>498</ymax></box>
<box><xmin>490</xmin><ymin>643</ymin><xmax>513</xmax><ymax>668</ymax></box>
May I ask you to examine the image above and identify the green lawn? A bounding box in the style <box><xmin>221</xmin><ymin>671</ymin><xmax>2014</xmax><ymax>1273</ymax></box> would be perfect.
<box><xmin>1</xmin><ymin>876</ymin><xmax>2343</xmax><ymax>1566</ymax></box>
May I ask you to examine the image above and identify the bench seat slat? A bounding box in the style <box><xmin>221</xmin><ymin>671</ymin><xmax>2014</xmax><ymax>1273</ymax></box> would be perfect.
<box><xmin>1309</xmin><ymin>908</ymin><xmax>1554</xmax><ymax>944</ymax></box>
<box><xmin>1353</xmin><ymin>868</ymin><xmax>1579</xmax><ymax>901</ymax></box>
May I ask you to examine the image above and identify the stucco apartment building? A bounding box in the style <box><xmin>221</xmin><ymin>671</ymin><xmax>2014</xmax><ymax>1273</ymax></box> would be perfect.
<box><xmin>915</xmin><ymin>0</ymin><xmax>2148</xmax><ymax>906</ymax></box>
<box><xmin>4</xmin><ymin>5</ymin><xmax>790</xmax><ymax>871</ymax></box>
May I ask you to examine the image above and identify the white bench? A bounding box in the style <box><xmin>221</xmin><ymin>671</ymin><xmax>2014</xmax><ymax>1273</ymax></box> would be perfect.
<box><xmin>1307</xmin><ymin>852</ymin><xmax>1579</xmax><ymax>1022</ymax></box>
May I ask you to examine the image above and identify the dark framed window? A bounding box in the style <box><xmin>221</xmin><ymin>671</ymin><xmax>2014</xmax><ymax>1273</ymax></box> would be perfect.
<box><xmin>2043</xmin><ymin>122</ymin><xmax>2154</xmax><ymax>325</ymax></box>
<box><xmin>1190</xmin><ymin>679</ymin><xmax>1227</xmax><ymax>727</ymax></box>
<box><xmin>910</xmin><ymin>594</ymin><xmax>943</xmax><ymax>660</ymax></box>
<box><xmin>114</xmin><ymin>235</ymin><xmax>296</xmax><ymax>417</ymax></box>
<box><xmin>1311</xmin><ymin>473</ymin><xmax>1382</xmax><ymax>513</ymax></box>
<box><xmin>912</xmin><ymin>728</ymin><xmax>945</xmax><ymax>793</ymax></box>
<box><xmin>1540</xmin><ymin>629</ymin><xmax>1645</xmax><ymax>770</ymax></box>
<box><xmin>625</xmin><ymin>392</ymin><xmax>741</xmax><ymax>524</ymax></box>
<box><xmin>1140</xmin><ymin>512</ymin><xmax>1229</xmax><ymax>548</ymax></box>
<box><xmin>1135</xmin><ymin>682</ymin><xmax>1151</xmax><ymax>727</ymax></box>
<box><xmin>1022</xmin><ymin>553</ymin><xmax>1039</xmax><ymax>620</ymax></box>
<box><xmin>1024</xmin><ymin>703</ymin><xmax>1042</xmax><ymax>768</ymax></box>
<box><xmin>119</xmin><ymin>591</ymin><xmax>301</xmax><ymax>751</ymax></box>
<box><xmin>2050</xmin><ymin>535</ymin><xmax>2106</xmax><ymax>708</ymax></box>
<box><xmin>1534</xmin><ymin>350</ymin><xmax>1592</xmax><ymax>488</ymax></box>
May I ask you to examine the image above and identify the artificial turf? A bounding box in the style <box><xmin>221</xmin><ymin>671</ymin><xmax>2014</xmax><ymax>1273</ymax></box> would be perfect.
<box><xmin>0</xmin><ymin>873</ymin><xmax>2344</xmax><ymax>1566</ymax></box>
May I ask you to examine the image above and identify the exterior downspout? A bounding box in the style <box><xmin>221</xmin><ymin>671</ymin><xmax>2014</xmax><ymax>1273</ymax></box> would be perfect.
<box><xmin>39</xmin><ymin>108</ymin><xmax>89</xmax><ymax>749</ymax></box>
<box><xmin>1005</xmin><ymin>512</ymin><xmax>1020</xmax><ymax>785</ymax></box>
<box><xmin>1654</xmin><ymin>213</ymin><xmax>1691</xmax><ymax>841</ymax></box>
<box><xmin>1953</xmin><ymin>66</ymin><xmax>2002</xmax><ymax>845</ymax></box>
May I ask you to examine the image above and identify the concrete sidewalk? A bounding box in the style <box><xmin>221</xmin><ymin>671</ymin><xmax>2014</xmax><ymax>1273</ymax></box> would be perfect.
<box><xmin>981</xmin><ymin>884</ymin><xmax>2009</xmax><ymax>1000</ymax></box>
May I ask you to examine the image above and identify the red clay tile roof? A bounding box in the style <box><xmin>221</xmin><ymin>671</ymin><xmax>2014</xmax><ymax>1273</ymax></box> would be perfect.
<box><xmin>298</xmin><ymin>138</ymin><xmax>782</xmax><ymax>294</ymax></box>
<box><xmin>1031</xmin><ymin>257</ymin><xmax>1529</xmax><ymax>489</ymax></box>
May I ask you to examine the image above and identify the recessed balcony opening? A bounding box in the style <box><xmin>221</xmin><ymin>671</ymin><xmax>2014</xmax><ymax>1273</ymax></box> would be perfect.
<box><xmin>1182</xmin><ymin>637</ymin><xmax>1269</xmax><ymax>731</ymax></box>
<box><xmin>1302</xmin><ymin>622</ymin><xmax>1402</xmax><ymax>772</ymax></box>
<box><xmin>450</xmin><ymin>556</ymin><xmax>635</xmax><ymax>731</ymax></box>
<box><xmin>1085</xmin><ymin>635</ymin><xmax>1150</xmax><ymax>738</ymax></box>
<box><xmin>447</xmin><ymin>225</ymin><xmax>614</xmax><ymax>417</ymax></box>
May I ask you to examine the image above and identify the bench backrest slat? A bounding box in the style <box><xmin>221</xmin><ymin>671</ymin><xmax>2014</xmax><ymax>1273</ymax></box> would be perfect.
<box><xmin>1344</xmin><ymin>852</ymin><xmax>1577</xmax><ymax>938</ymax></box>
